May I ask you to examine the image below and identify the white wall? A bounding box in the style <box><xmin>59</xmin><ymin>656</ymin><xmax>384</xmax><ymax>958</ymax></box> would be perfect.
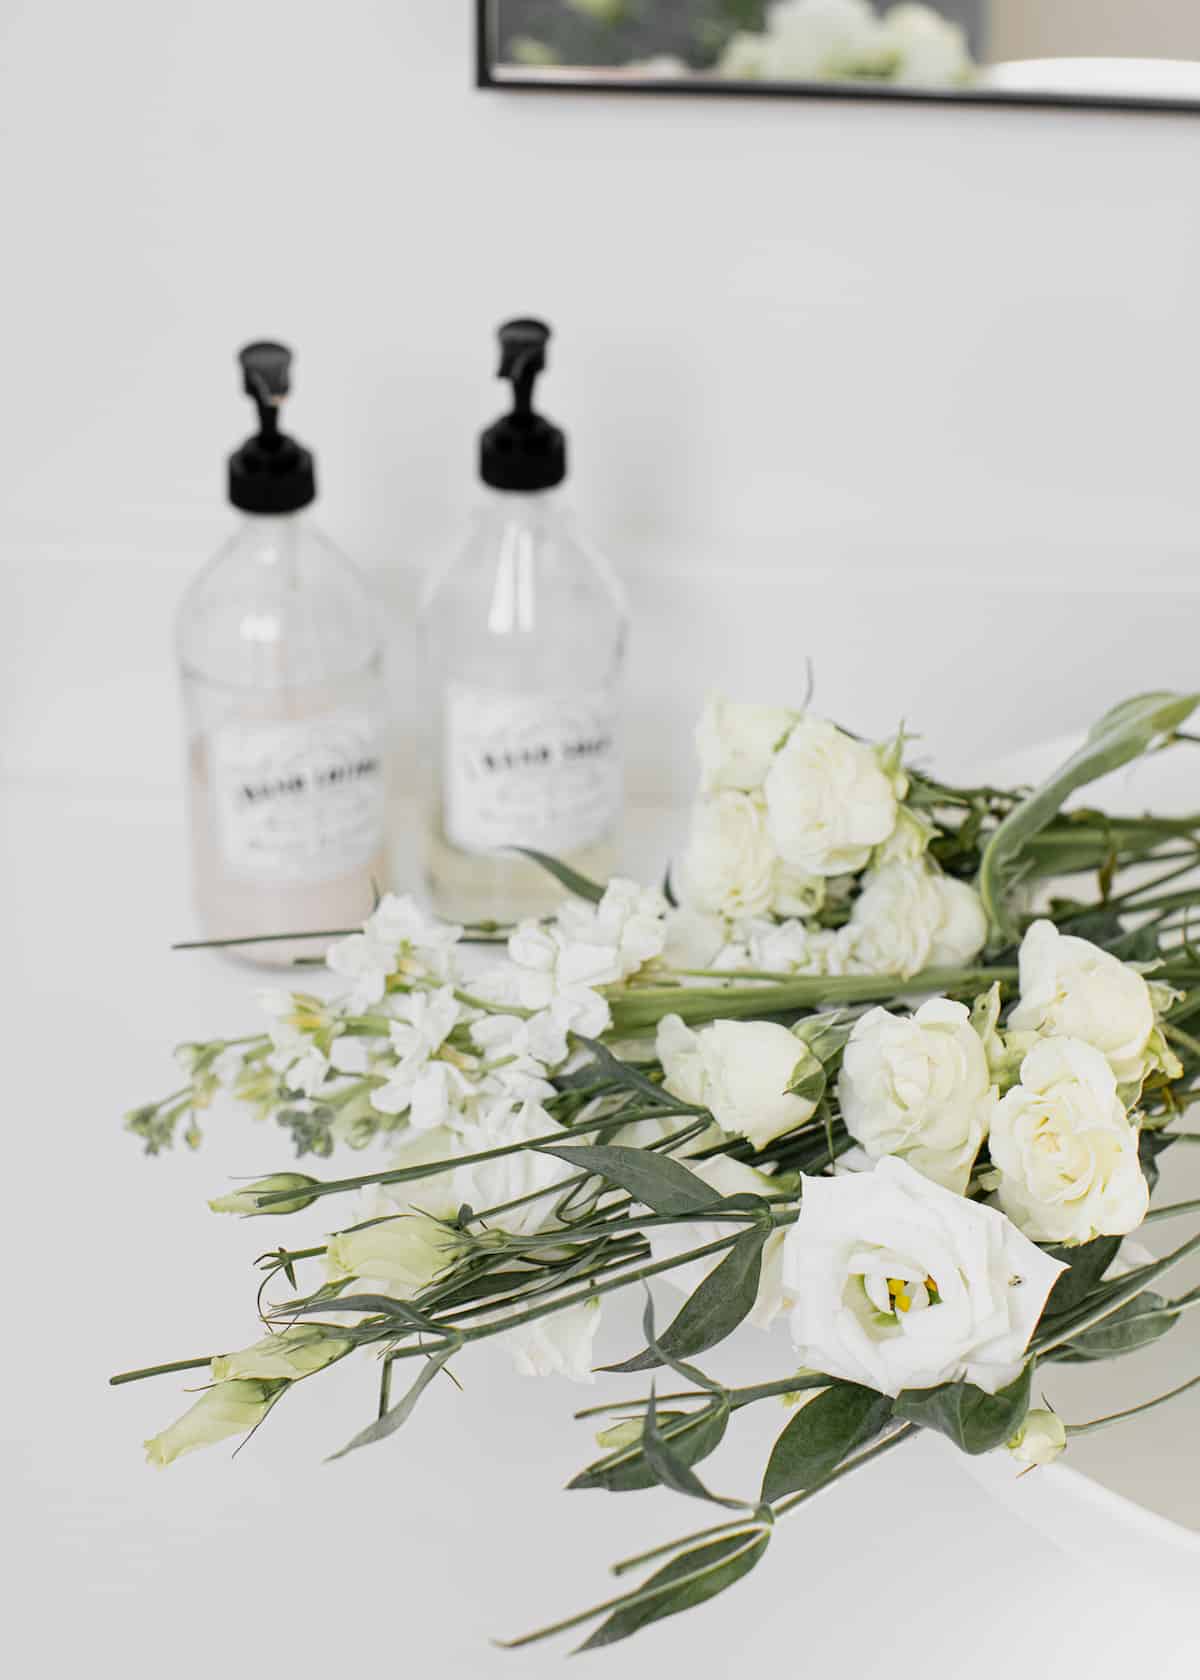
<box><xmin>3</xmin><ymin>1</ymin><xmax>1199</xmax><ymax>812</ymax></box>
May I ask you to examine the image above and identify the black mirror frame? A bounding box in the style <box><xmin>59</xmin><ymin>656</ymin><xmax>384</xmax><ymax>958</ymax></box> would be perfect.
<box><xmin>475</xmin><ymin>0</ymin><xmax>1200</xmax><ymax>116</ymax></box>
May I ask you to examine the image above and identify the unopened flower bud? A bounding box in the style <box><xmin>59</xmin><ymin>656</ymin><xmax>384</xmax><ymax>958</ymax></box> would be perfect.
<box><xmin>326</xmin><ymin>1213</ymin><xmax>460</xmax><ymax>1294</ymax></box>
<box><xmin>144</xmin><ymin>1379</ymin><xmax>284</xmax><ymax>1468</ymax></box>
<box><xmin>595</xmin><ymin>1418</ymin><xmax>644</xmax><ymax>1451</ymax></box>
<box><xmin>209</xmin><ymin>1174</ymin><xmax>319</xmax><ymax>1216</ymax></box>
<box><xmin>1007</xmin><ymin>1408</ymin><xmax>1067</xmax><ymax>1470</ymax></box>
<box><xmin>210</xmin><ymin>1326</ymin><xmax>351</xmax><ymax>1383</ymax></box>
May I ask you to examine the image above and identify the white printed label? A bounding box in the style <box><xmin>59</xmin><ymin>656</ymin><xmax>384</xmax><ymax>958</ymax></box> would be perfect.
<box><xmin>443</xmin><ymin>686</ymin><xmax>619</xmax><ymax>855</ymax></box>
<box><xmin>212</xmin><ymin>710</ymin><xmax>385</xmax><ymax>883</ymax></box>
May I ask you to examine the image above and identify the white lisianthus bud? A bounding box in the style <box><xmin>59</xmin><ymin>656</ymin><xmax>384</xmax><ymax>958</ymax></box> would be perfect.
<box><xmin>695</xmin><ymin>695</ymin><xmax>795</xmax><ymax>794</ymax></box>
<box><xmin>763</xmin><ymin>715</ymin><xmax>899</xmax><ymax>878</ymax></box>
<box><xmin>783</xmin><ymin>1157</ymin><xmax>1065</xmax><ymax>1397</ymax></box>
<box><xmin>210</xmin><ymin>1326</ymin><xmax>352</xmax><ymax>1383</ymax></box>
<box><xmin>209</xmin><ymin>1173</ymin><xmax>320</xmax><ymax>1216</ymax></box>
<box><xmin>989</xmin><ymin>1038</ymin><xmax>1149</xmax><ymax>1244</ymax></box>
<box><xmin>676</xmin><ymin>792</ymin><xmax>778</xmax><ymax>919</ymax></box>
<box><xmin>144</xmin><ymin>1379</ymin><xmax>283</xmax><ymax>1468</ymax></box>
<box><xmin>595</xmin><ymin>1417</ymin><xmax>645</xmax><ymax>1450</ymax></box>
<box><xmin>657</xmin><ymin>1014</ymin><xmax>822</xmax><ymax>1149</ymax></box>
<box><xmin>844</xmin><ymin>861</ymin><xmax>987</xmax><ymax>978</ymax></box>
<box><xmin>645</xmin><ymin>1154</ymin><xmax>790</xmax><ymax>1329</ymax></box>
<box><xmin>838</xmin><ymin>998</ymin><xmax>995</xmax><ymax>1193</ymax></box>
<box><xmin>326</xmin><ymin>1212</ymin><xmax>462</xmax><ymax>1293</ymax></box>
<box><xmin>506</xmin><ymin>1297</ymin><xmax>602</xmax><ymax>1383</ymax></box>
<box><xmin>1008</xmin><ymin>920</ymin><xmax>1156</xmax><ymax>1089</ymax></box>
<box><xmin>1007</xmin><ymin>1407</ymin><xmax>1067</xmax><ymax>1469</ymax></box>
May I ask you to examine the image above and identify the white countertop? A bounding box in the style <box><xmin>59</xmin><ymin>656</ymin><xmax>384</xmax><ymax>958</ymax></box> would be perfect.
<box><xmin>8</xmin><ymin>774</ymin><xmax>1200</xmax><ymax>1679</ymax></box>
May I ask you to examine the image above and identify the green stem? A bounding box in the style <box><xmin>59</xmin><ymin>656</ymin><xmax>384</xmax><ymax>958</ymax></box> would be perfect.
<box><xmin>1066</xmin><ymin>1369</ymin><xmax>1200</xmax><ymax>1437</ymax></box>
<box><xmin>109</xmin><ymin>1355</ymin><xmax>213</xmax><ymax>1387</ymax></box>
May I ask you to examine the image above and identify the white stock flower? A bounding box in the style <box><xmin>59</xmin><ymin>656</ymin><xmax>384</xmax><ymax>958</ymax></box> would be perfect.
<box><xmin>764</xmin><ymin>716</ymin><xmax>898</xmax><ymax>878</ymax></box>
<box><xmin>881</xmin><ymin>2</ymin><xmax>973</xmax><ymax>87</ymax></box>
<box><xmin>743</xmin><ymin>917</ymin><xmax>849</xmax><ymax>978</ymax></box>
<box><xmin>695</xmin><ymin>695</ymin><xmax>795</xmax><ymax>793</ymax></box>
<box><xmin>783</xmin><ymin>1156</ymin><xmax>1065</xmax><ymax>1397</ymax></box>
<box><xmin>556</xmin><ymin>878</ymin><xmax>668</xmax><ymax>981</ymax></box>
<box><xmin>658</xmin><ymin>906</ymin><xmax>729</xmax><ymax>972</ymax></box>
<box><xmin>645</xmin><ymin>1154</ymin><xmax>789</xmax><ymax>1329</ymax></box>
<box><xmin>371</xmin><ymin>987</ymin><xmax>475</xmax><ymax>1127</ymax></box>
<box><xmin>989</xmin><ymin>1038</ymin><xmax>1149</xmax><ymax>1245</ymax></box>
<box><xmin>838</xmin><ymin>999</ymin><xmax>995</xmax><ymax>1194</ymax></box>
<box><xmin>1008</xmin><ymin>919</ymin><xmax>1156</xmax><ymax>1089</ymax></box>
<box><xmin>506</xmin><ymin>1298</ymin><xmax>602</xmax><ymax>1383</ymax></box>
<box><xmin>676</xmin><ymin>791</ymin><xmax>777</xmax><ymax>919</ymax></box>
<box><xmin>844</xmin><ymin>861</ymin><xmax>987</xmax><ymax>978</ymax></box>
<box><xmin>657</xmin><ymin>1014</ymin><xmax>820</xmax><ymax>1150</ymax></box>
<box><xmin>327</xmin><ymin>894</ymin><xmax>463</xmax><ymax>1011</ymax></box>
<box><xmin>771</xmin><ymin>862</ymin><xmax>827</xmax><ymax>919</ymax></box>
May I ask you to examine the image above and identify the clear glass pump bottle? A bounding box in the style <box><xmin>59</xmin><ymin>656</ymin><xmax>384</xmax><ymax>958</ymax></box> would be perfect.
<box><xmin>418</xmin><ymin>319</ymin><xmax>627</xmax><ymax>923</ymax></box>
<box><xmin>176</xmin><ymin>342</ymin><xmax>388</xmax><ymax>963</ymax></box>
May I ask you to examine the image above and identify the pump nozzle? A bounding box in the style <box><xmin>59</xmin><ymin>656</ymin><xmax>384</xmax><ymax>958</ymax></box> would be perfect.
<box><xmin>238</xmin><ymin>341</ymin><xmax>293</xmax><ymax>443</ymax></box>
<box><xmin>481</xmin><ymin>318</ymin><xmax>566</xmax><ymax>492</ymax></box>
<box><xmin>229</xmin><ymin>340</ymin><xmax>316</xmax><ymax>513</ymax></box>
<box><xmin>497</xmin><ymin>318</ymin><xmax>550</xmax><ymax>417</ymax></box>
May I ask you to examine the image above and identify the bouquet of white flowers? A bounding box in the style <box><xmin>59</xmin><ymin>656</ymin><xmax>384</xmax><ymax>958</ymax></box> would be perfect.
<box><xmin>115</xmin><ymin>690</ymin><xmax>1200</xmax><ymax>1652</ymax></box>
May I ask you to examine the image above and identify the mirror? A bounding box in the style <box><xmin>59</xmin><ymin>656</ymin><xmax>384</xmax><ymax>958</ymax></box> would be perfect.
<box><xmin>478</xmin><ymin>2</ymin><xmax>1200</xmax><ymax>111</ymax></box>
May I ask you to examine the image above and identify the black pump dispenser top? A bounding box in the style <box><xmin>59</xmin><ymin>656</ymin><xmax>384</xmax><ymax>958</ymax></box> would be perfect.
<box><xmin>228</xmin><ymin>340</ymin><xmax>317</xmax><ymax>514</ymax></box>
<box><xmin>480</xmin><ymin>318</ymin><xmax>567</xmax><ymax>492</ymax></box>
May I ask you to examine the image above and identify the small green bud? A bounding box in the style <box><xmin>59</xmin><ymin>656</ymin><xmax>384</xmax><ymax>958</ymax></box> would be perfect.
<box><xmin>1007</xmin><ymin>1408</ymin><xmax>1067</xmax><ymax>1470</ymax></box>
<box><xmin>209</xmin><ymin>1173</ymin><xmax>319</xmax><ymax>1216</ymax></box>
<box><xmin>595</xmin><ymin>1418</ymin><xmax>645</xmax><ymax>1451</ymax></box>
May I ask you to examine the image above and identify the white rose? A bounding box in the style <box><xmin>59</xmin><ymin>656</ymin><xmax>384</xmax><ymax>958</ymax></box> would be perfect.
<box><xmin>645</xmin><ymin>1154</ymin><xmax>789</xmax><ymax>1329</ymax></box>
<box><xmin>771</xmin><ymin>861</ymin><xmax>826</xmax><ymax>918</ymax></box>
<box><xmin>657</xmin><ymin>1014</ymin><xmax>821</xmax><ymax>1149</ymax></box>
<box><xmin>506</xmin><ymin>1297</ymin><xmax>602</xmax><ymax>1383</ymax></box>
<box><xmin>783</xmin><ymin>1156</ymin><xmax>1064</xmax><ymax>1397</ymax></box>
<box><xmin>989</xmin><ymin>1037</ymin><xmax>1149</xmax><ymax>1244</ymax></box>
<box><xmin>845</xmin><ymin>861</ymin><xmax>987</xmax><ymax>978</ymax></box>
<box><xmin>742</xmin><ymin>0</ymin><xmax>889</xmax><ymax>80</ymax></box>
<box><xmin>881</xmin><ymin>2</ymin><xmax>972</xmax><ymax>87</ymax></box>
<box><xmin>1008</xmin><ymin>919</ymin><xmax>1156</xmax><ymax>1088</ymax></box>
<box><xmin>695</xmin><ymin>694</ymin><xmax>795</xmax><ymax>793</ymax></box>
<box><xmin>677</xmin><ymin>792</ymin><xmax>778</xmax><ymax>919</ymax></box>
<box><xmin>763</xmin><ymin>716</ymin><xmax>898</xmax><ymax>878</ymax></box>
<box><xmin>838</xmin><ymin>998</ymin><xmax>995</xmax><ymax>1193</ymax></box>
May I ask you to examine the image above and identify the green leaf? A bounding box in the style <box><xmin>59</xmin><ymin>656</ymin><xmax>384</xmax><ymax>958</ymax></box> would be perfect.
<box><xmin>577</xmin><ymin>1530</ymin><xmax>770</xmax><ymax>1652</ymax></box>
<box><xmin>640</xmin><ymin>1388</ymin><xmax>747</xmax><ymax>1510</ymax></box>
<box><xmin>326</xmin><ymin>1345</ymin><xmax>456</xmax><ymax>1461</ymax></box>
<box><xmin>570</xmin><ymin>1406</ymin><xmax>730</xmax><ymax>1493</ymax></box>
<box><xmin>786</xmin><ymin>1047</ymin><xmax>827</xmax><ymax>1108</ymax></box>
<box><xmin>604</xmin><ymin>1221</ymin><xmax>770</xmax><ymax>1373</ymax></box>
<box><xmin>534</xmin><ymin>1142</ymin><xmax>719</xmax><ymax>1215</ymax></box>
<box><xmin>1041</xmin><ymin>1236</ymin><xmax>1122</xmax><ymax>1318</ymax></box>
<box><xmin>511</xmin><ymin>847</ymin><xmax>606</xmax><ymax>903</ymax></box>
<box><xmin>978</xmin><ymin>691</ymin><xmax>1200</xmax><ymax>939</ymax></box>
<box><xmin>893</xmin><ymin>1363</ymin><xmax>1032</xmax><ymax>1455</ymax></box>
<box><xmin>569</xmin><ymin>1035</ymin><xmax>683</xmax><ymax>1110</ymax></box>
<box><xmin>1059</xmin><ymin>1292</ymin><xmax>1180</xmax><ymax>1360</ymax></box>
<box><xmin>760</xmin><ymin>1383</ymin><xmax>892</xmax><ymax>1503</ymax></box>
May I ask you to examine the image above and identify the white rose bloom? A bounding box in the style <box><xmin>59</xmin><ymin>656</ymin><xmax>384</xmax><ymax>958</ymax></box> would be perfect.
<box><xmin>645</xmin><ymin>1154</ymin><xmax>789</xmax><ymax>1329</ymax></box>
<box><xmin>784</xmin><ymin>1156</ymin><xmax>1065</xmax><ymax>1397</ymax></box>
<box><xmin>657</xmin><ymin>1014</ymin><xmax>820</xmax><ymax>1150</ymax></box>
<box><xmin>677</xmin><ymin>791</ymin><xmax>778</xmax><ymax>919</ymax></box>
<box><xmin>881</xmin><ymin>2</ymin><xmax>972</xmax><ymax>87</ymax></box>
<box><xmin>763</xmin><ymin>716</ymin><xmax>898</xmax><ymax>878</ymax></box>
<box><xmin>838</xmin><ymin>999</ymin><xmax>995</xmax><ymax>1193</ymax></box>
<box><xmin>989</xmin><ymin>1038</ymin><xmax>1149</xmax><ymax>1244</ymax></box>
<box><xmin>695</xmin><ymin>694</ymin><xmax>795</xmax><ymax>793</ymax></box>
<box><xmin>506</xmin><ymin>1298</ymin><xmax>602</xmax><ymax>1383</ymax></box>
<box><xmin>1008</xmin><ymin>919</ymin><xmax>1156</xmax><ymax>1088</ymax></box>
<box><xmin>845</xmin><ymin>861</ymin><xmax>987</xmax><ymax>978</ymax></box>
<box><xmin>771</xmin><ymin>861</ymin><xmax>827</xmax><ymax>918</ymax></box>
<box><xmin>722</xmin><ymin>0</ymin><xmax>888</xmax><ymax>80</ymax></box>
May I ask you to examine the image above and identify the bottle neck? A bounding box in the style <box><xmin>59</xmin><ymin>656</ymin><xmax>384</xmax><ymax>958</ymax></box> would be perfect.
<box><xmin>477</xmin><ymin>485</ymin><xmax>564</xmax><ymax>525</ymax></box>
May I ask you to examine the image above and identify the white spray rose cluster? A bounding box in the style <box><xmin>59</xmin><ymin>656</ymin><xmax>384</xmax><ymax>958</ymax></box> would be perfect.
<box><xmin>718</xmin><ymin>0</ymin><xmax>974</xmax><ymax>89</ymax></box>
<box><xmin>674</xmin><ymin>697</ymin><xmax>987</xmax><ymax>983</ymax></box>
